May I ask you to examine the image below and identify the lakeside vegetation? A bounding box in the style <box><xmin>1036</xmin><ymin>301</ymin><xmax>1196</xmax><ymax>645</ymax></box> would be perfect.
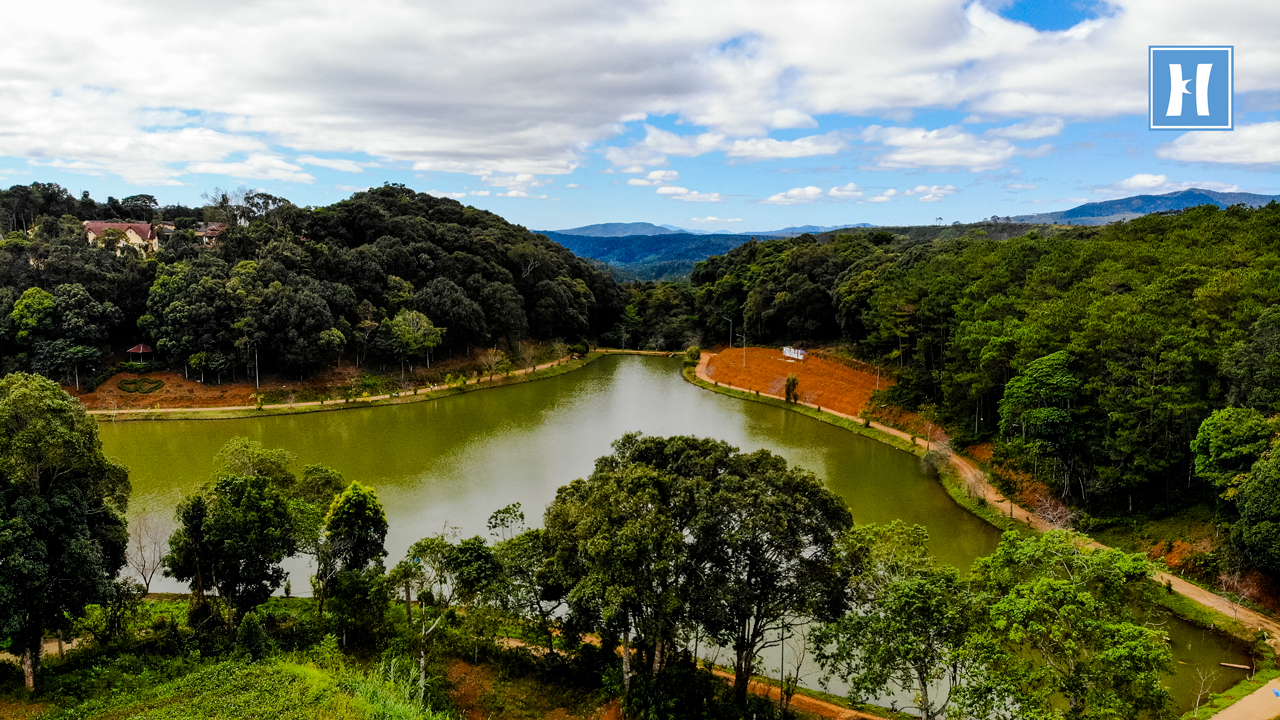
<box><xmin>5</xmin><ymin>371</ymin><xmax>1256</xmax><ymax>720</ymax></box>
<box><xmin>618</xmin><ymin>203</ymin><xmax>1280</xmax><ymax>601</ymax></box>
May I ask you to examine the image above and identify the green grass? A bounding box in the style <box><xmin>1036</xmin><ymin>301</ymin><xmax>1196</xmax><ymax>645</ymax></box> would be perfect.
<box><xmin>1090</xmin><ymin>504</ymin><xmax>1219</xmax><ymax>556</ymax></box>
<box><xmin>47</xmin><ymin>658</ymin><xmax>455</xmax><ymax>720</ymax></box>
<box><xmin>1179</xmin><ymin>667</ymin><xmax>1280</xmax><ymax>719</ymax></box>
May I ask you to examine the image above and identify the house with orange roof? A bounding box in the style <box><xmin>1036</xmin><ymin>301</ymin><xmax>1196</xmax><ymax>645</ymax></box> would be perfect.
<box><xmin>83</xmin><ymin>221</ymin><xmax>159</xmax><ymax>252</ymax></box>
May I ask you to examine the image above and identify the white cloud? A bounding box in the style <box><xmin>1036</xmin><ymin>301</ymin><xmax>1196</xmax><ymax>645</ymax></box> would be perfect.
<box><xmin>606</xmin><ymin>125</ymin><xmax>843</xmax><ymax>167</ymax></box>
<box><xmin>985</xmin><ymin>117</ymin><xmax>1064</xmax><ymax>140</ymax></box>
<box><xmin>470</xmin><ymin>190</ymin><xmax>492</xmax><ymax>196</ymax></box>
<box><xmin>727</xmin><ymin>132</ymin><xmax>845</xmax><ymax>159</ymax></box>
<box><xmin>299</xmin><ymin>156</ymin><xmax>378</xmax><ymax>173</ymax></box>
<box><xmin>904</xmin><ymin>184</ymin><xmax>957</xmax><ymax>202</ymax></box>
<box><xmin>656</xmin><ymin>186</ymin><xmax>721</xmax><ymax>202</ymax></box>
<box><xmin>863</xmin><ymin>125</ymin><xmax>1019</xmax><ymax>171</ymax></box>
<box><xmin>1155</xmin><ymin>123</ymin><xmax>1280</xmax><ymax>165</ymax></box>
<box><xmin>1004</xmin><ymin>183</ymin><xmax>1038</xmax><ymax>190</ymax></box>
<box><xmin>762</xmin><ymin>186</ymin><xmax>825</xmax><ymax>205</ymax></box>
<box><xmin>8</xmin><ymin>1</ymin><xmax>1280</xmax><ymax>187</ymax></box>
<box><xmin>768</xmin><ymin>109</ymin><xmax>818</xmax><ymax>129</ymax></box>
<box><xmin>691</xmin><ymin>216</ymin><xmax>743</xmax><ymax>222</ymax></box>
<box><xmin>565</xmin><ymin>183</ymin><xmax>580</xmax><ymax>188</ymax></box>
<box><xmin>427</xmin><ymin>189</ymin><xmax>468</xmax><ymax>199</ymax></box>
<box><xmin>627</xmin><ymin>169</ymin><xmax>681</xmax><ymax>186</ymax></box>
<box><xmin>828</xmin><ymin>182</ymin><xmax>863</xmax><ymax>199</ymax></box>
<box><xmin>866</xmin><ymin>189</ymin><xmax>899</xmax><ymax>203</ymax></box>
<box><xmin>1088</xmin><ymin>173</ymin><xmax>1241</xmax><ymax>198</ymax></box>
<box><xmin>187</xmin><ymin>154</ymin><xmax>315</xmax><ymax>183</ymax></box>
<box><xmin>335</xmin><ymin>183</ymin><xmax>370</xmax><ymax>193</ymax></box>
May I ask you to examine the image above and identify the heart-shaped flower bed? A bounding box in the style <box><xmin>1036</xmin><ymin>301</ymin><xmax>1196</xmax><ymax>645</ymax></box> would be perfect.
<box><xmin>119</xmin><ymin>378</ymin><xmax>165</xmax><ymax>394</ymax></box>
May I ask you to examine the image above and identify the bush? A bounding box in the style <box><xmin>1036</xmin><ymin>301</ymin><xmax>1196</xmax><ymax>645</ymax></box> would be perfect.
<box><xmin>118</xmin><ymin>377</ymin><xmax>164</xmax><ymax>393</ymax></box>
<box><xmin>784</xmin><ymin>374</ymin><xmax>799</xmax><ymax>403</ymax></box>
<box><xmin>619</xmin><ymin>658</ymin><xmax>754</xmax><ymax>720</ymax></box>
<box><xmin>569</xmin><ymin>341</ymin><xmax>590</xmax><ymax>356</ymax></box>
<box><xmin>684</xmin><ymin>346</ymin><xmax>701</xmax><ymax>364</ymax></box>
<box><xmin>236</xmin><ymin>612</ymin><xmax>268</xmax><ymax>661</ymax></box>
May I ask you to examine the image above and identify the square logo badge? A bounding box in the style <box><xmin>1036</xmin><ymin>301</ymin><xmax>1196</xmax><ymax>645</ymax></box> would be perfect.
<box><xmin>1150</xmin><ymin>46</ymin><xmax>1233</xmax><ymax>130</ymax></box>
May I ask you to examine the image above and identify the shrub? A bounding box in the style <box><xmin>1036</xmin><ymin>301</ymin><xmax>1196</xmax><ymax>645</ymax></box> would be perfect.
<box><xmin>118</xmin><ymin>377</ymin><xmax>165</xmax><ymax>393</ymax></box>
<box><xmin>236</xmin><ymin>612</ymin><xmax>268</xmax><ymax>661</ymax></box>
<box><xmin>784</xmin><ymin>374</ymin><xmax>799</xmax><ymax>403</ymax></box>
<box><xmin>684</xmin><ymin>346</ymin><xmax>701</xmax><ymax>364</ymax></box>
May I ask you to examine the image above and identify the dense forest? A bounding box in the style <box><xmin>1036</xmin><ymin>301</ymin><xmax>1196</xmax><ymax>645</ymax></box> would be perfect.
<box><xmin>616</xmin><ymin>205</ymin><xmax>1280</xmax><ymax>529</ymax></box>
<box><xmin>0</xmin><ymin>182</ymin><xmax>623</xmax><ymax>384</ymax></box>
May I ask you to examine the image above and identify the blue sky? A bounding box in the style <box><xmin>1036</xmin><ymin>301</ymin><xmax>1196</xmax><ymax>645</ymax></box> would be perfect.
<box><xmin>3</xmin><ymin>0</ymin><xmax>1278</xmax><ymax>233</ymax></box>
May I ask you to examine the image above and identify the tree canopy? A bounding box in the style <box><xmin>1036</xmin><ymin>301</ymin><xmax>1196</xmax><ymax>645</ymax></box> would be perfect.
<box><xmin>0</xmin><ymin>182</ymin><xmax>624</xmax><ymax>383</ymax></box>
<box><xmin>0</xmin><ymin>372</ymin><xmax>130</xmax><ymax>690</ymax></box>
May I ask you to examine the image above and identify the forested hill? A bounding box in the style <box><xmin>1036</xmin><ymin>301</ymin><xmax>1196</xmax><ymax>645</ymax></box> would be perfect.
<box><xmin>616</xmin><ymin>206</ymin><xmax>1280</xmax><ymax>526</ymax></box>
<box><xmin>539</xmin><ymin>231</ymin><xmax>752</xmax><ymax>280</ymax></box>
<box><xmin>0</xmin><ymin>183</ymin><xmax>623</xmax><ymax>383</ymax></box>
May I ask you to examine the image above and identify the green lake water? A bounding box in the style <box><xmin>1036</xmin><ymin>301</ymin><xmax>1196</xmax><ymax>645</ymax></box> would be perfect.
<box><xmin>97</xmin><ymin>354</ymin><xmax>1253</xmax><ymax>712</ymax></box>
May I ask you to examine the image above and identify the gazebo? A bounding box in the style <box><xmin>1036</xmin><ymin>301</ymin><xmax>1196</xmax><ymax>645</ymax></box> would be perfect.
<box><xmin>125</xmin><ymin>343</ymin><xmax>153</xmax><ymax>362</ymax></box>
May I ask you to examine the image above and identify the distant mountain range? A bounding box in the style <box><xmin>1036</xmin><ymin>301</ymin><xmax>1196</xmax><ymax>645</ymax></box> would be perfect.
<box><xmin>539</xmin><ymin>232</ymin><xmax>748</xmax><ymax>280</ymax></box>
<box><xmin>1009</xmin><ymin>189</ymin><xmax>1280</xmax><ymax>225</ymax></box>
<box><xmin>549</xmin><ymin>222</ymin><xmax>874</xmax><ymax>238</ymax></box>
<box><xmin>544</xmin><ymin>189</ymin><xmax>1280</xmax><ymax>280</ymax></box>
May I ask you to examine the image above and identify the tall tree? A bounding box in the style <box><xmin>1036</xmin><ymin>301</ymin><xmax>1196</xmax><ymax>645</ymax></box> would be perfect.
<box><xmin>956</xmin><ymin>531</ymin><xmax>1174</xmax><ymax>719</ymax></box>
<box><xmin>386</xmin><ymin>308</ymin><xmax>444</xmax><ymax>376</ymax></box>
<box><xmin>813</xmin><ymin>522</ymin><xmax>974</xmax><ymax>720</ymax></box>
<box><xmin>0</xmin><ymin>373</ymin><xmax>130</xmax><ymax>690</ymax></box>
<box><xmin>698</xmin><ymin>447</ymin><xmax>852</xmax><ymax>706</ymax></box>
<box><xmin>163</xmin><ymin>474</ymin><xmax>299</xmax><ymax>619</ymax></box>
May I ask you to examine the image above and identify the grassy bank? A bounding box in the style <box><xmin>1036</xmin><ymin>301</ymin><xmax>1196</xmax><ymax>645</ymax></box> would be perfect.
<box><xmin>93</xmin><ymin>353</ymin><xmax>603</xmax><ymax>422</ymax></box>
<box><xmin>45</xmin><ymin>656</ymin><xmax>450</xmax><ymax>720</ymax></box>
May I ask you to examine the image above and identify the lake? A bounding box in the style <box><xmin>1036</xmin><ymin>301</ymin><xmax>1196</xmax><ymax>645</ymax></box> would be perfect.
<box><xmin>98</xmin><ymin>354</ymin><xmax>1253</xmax><ymax>712</ymax></box>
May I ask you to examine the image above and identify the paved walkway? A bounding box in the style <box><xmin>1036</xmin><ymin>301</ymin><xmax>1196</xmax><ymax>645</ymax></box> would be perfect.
<box><xmin>87</xmin><ymin>355</ymin><xmax>574</xmax><ymax>416</ymax></box>
<box><xmin>695</xmin><ymin>351</ymin><xmax>1280</xmax><ymax>719</ymax></box>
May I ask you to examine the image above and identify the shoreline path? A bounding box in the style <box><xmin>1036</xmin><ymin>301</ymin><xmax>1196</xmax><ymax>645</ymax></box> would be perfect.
<box><xmin>84</xmin><ymin>355</ymin><xmax>577</xmax><ymax>416</ymax></box>
<box><xmin>695</xmin><ymin>351</ymin><xmax>1280</xmax><ymax>720</ymax></box>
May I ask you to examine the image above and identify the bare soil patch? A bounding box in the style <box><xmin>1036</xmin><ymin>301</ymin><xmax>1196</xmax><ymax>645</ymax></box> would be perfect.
<box><xmin>446</xmin><ymin>660</ymin><xmax>494</xmax><ymax>720</ymax></box>
<box><xmin>71</xmin><ymin>371</ymin><xmax>258</xmax><ymax>410</ymax></box>
<box><xmin>704</xmin><ymin>348</ymin><xmax>886</xmax><ymax>418</ymax></box>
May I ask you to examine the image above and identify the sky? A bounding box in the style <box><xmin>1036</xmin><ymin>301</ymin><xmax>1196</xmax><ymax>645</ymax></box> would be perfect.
<box><xmin>2</xmin><ymin>0</ymin><xmax>1279</xmax><ymax>233</ymax></box>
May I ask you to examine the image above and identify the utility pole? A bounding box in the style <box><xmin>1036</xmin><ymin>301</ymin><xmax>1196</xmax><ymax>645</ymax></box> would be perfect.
<box><xmin>255</xmin><ymin>345</ymin><xmax>259</xmax><ymax>390</ymax></box>
<box><xmin>723</xmin><ymin>316</ymin><xmax>732</xmax><ymax>353</ymax></box>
